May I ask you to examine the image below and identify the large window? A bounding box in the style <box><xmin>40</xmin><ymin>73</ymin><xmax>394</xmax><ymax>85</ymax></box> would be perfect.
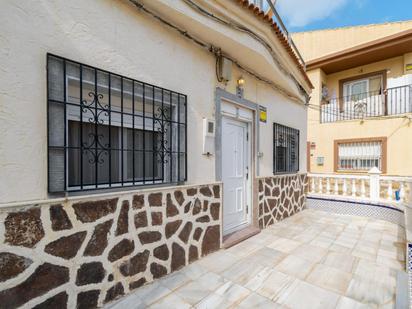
<box><xmin>273</xmin><ymin>123</ymin><xmax>299</xmax><ymax>174</ymax></box>
<box><xmin>335</xmin><ymin>138</ymin><xmax>386</xmax><ymax>172</ymax></box>
<box><xmin>342</xmin><ymin>74</ymin><xmax>383</xmax><ymax>101</ymax></box>
<box><xmin>47</xmin><ymin>54</ymin><xmax>187</xmax><ymax>192</ymax></box>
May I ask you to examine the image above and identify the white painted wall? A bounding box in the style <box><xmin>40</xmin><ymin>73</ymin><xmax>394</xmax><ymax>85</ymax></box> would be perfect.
<box><xmin>0</xmin><ymin>0</ymin><xmax>308</xmax><ymax>204</ymax></box>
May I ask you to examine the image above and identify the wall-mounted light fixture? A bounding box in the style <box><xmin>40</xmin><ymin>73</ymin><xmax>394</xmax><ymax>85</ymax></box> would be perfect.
<box><xmin>236</xmin><ymin>76</ymin><xmax>245</xmax><ymax>98</ymax></box>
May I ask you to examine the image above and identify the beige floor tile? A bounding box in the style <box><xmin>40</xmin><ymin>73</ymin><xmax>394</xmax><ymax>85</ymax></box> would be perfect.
<box><xmin>291</xmin><ymin>243</ymin><xmax>328</xmax><ymax>263</ymax></box>
<box><xmin>351</xmin><ymin>248</ymin><xmax>377</xmax><ymax>262</ymax></box>
<box><xmin>276</xmin><ymin>228</ymin><xmax>302</xmax><ymax>239</ymax></box>
<box><xmin>237</xmin><ymin>293</ymin><xmax>286</xmax><ymax>308</ymax></box>
<box><xmin>377</xmin><ymin>247</ymin><xmax>405</xmax><ymax>262</ymax></box>
<box><xmin>345</xmin><ymin>275</ymin><xmax>396</xmax><ymax>306</ymax></box>
<box><xmin>174</xmin><ymin>281</ymin><xmax>213</xmax><ymax>305</ymax></box>
<box><xmin>197</xmin><ymin>250</ymin><xmax>240</xmax><ymax>274</ymax></box>
<box><xmin>336</xmin><ymin>296</ymin><xmax>376</xmax><ymax>309</ymax></box>
<box><xmin>215</xmin><ymin>281</ymin><xmax>250</xmax><ymax>305</ymax></box>
<box><xmin>267</xmin><ymin>237</ymin><xmax>302</xmax><ymax>253</ymax></box>
<box><xmin>128</xmin><ymin>282</ymin><xmax>172</xmax><ymax>306</ymax></box>
<box><xmin>275</xmin><ymin>255</ymin><xmax>315</xmax><ymax>280</ymax></box>
<box><xmin>256</xmin><ymin>270</ymin><xmax>296</xmax><ymax>300</ymax></box>
<box><xmin>277</xmin><ymin>279</ymin><xmax>340</xmax><ymax>309</ymax></box>
<box><xmin>354</xmin><ymin>259</ymin><xmax>397</xmax><ymax>281</ymax></box>
<box><xmin>322</xmin><ymin>251</ymin><xmax>358</xmax><ymax>273</ymax></box>
<box><xmin>252</xmin><ymin>231</ymin><xmax>281</xmax><ymax>246</ymax></box>
<box><xmin>106</xmin><ymin>292</ymin><xmax>146</xmax><ymax>309</ymax></box>
<box><xmin>334</xmin><ymin>239</ymin><xmax>357</xmax><ymax>250</ymax></box>
<box><xmin>107</xmin><ymin>209</ymin><xmax>405</xmax><ymax>309</ymax></box>
<box><xmin>160</xmin><ymin>271</ymin><xmax>191</xmax><ymax>291</ymax></box>
<box><xmin>244</xmin><ymin>267</ymin><xmax>274</xmax><ymax>291</ymax></box>
<box><xmin>293</xmin><ymin>232</ymin><xmax>319</xmax><ymax>243</ymax></box>
<box><xmin>360</xmin><ymin>232</ymin><xmax>382</xmax><ymax>243</ymax></box>
<box><xmin>306</xmin><ymin>264</ymin><xmax>352</xmax><ymax>295</ymax></box>
<box><xmin>310</xmin><ymin>236</ymin><xmax>335</xmax><ymax>249</ymax></box>
<box><xmin>379</xmin><ymin>239</ymin><xmax>402</xmax><ymax>252</ymax></box>
<box><xmin>195</xmin><ymin>293</ymin><xmax>232</xmax><ymax>309</ymax></box>
<box><xmin>375</xmin><ymin>255</ymin><xmax>405</xmax><ymax>271</ymax></box>
<box><xmin>354</xmin><ymin>244</ymin><xmax>378</xmax><ymax>255</ymax></box>
<box><xmin>174</xmin><ymin>273</ymin><xmax>226</xmax><ymax>305</ymax></box>
<box><xmin>247</xmin><ymin>247</ymin><xmax>286</xmax><ymax>267</ymax></box>
<box><xmin>149</xmin><ymin>293</ymin><xmax>191</xmax><ymax>309</ymax></box>
<box><xmin>222</xmin><ymin>259</ymin><xmax>266</xmax><ymax>285</ymax></box>
<box><xmin>180</xmin><ymin>263</ymin><xmax>208</xmax><ymax>280</ymax></box>
<box><xmin>226</xmin><ymin>240</ymin><xmax>263</xmax><ymax>258</ymax></box>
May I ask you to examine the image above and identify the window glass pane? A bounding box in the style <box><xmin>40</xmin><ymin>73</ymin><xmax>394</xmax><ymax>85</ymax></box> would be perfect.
<box><xmin>369</xmin><ymin>76</ymin><xmax>382</xmax><ymax>93</ymax></box>
<box><xmin>273</xmin><ymin>123</ymin><xmax>299</xmax><ymax>174</ymax></box>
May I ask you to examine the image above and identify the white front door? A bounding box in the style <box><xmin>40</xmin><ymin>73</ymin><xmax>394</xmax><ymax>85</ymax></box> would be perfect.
<box><xmin>222</xmin><ymin>116</ymin><xmax>250</xmax><ymax>235</ymax></box>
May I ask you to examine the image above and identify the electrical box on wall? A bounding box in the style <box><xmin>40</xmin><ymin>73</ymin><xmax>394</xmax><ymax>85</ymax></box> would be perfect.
<box><xmin>202</xmin><ymin>118</ymin><xmax>215</xmax><ymax>155</ymax></box>
<box><xmin>219</xmin><ymin>57</ymin><xmax>232</xmax><ymax>82</ymax></box>
<box><xmin>317</xmin><ymin>156</ymin><xmax>324</xmax><ymax>166</ymax></box>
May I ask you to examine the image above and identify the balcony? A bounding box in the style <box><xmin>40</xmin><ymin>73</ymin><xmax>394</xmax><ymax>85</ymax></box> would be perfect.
<box><xmin>321</xmin><ymin>84</ymin><xmax>412</xmax><ymax>123</ymax></box>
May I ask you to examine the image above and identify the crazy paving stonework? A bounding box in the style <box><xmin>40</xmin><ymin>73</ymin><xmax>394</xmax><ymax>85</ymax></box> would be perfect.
<box><xmin>258</xmin><ymin>174</ymin><xmax>307</xmax><ymax>229</ymax></box>
<box><xmin>0</xmin><ymin>183</ymin><xmax>221</xmax><ymax>309</ymax></box>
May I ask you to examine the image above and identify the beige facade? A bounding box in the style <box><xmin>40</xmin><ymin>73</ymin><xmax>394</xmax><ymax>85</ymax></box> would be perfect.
<box><xmin>293</xmin><ymin>22</ymin><xmax>412</xmax><ymax>176</ymax></box>
<box><xmin>293</xmin><ymin>20</ymin><xmax>412</xmax><ymax>61</ymax></box>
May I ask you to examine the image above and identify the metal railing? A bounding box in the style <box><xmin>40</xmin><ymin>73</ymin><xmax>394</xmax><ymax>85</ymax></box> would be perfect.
<box><xmin>321</xmin><ymin>84</ymin><xmax>412</xmax><ymax>123</ymax></box>
<box><xmin>250</xmin><ymin>0</ymin><xmax>306</xmax><ymax>69</ymax></box>
<box><xmin>47</xmin><ymin>54</ymin><xmax>187</xmax><ymax>192</ymax></box>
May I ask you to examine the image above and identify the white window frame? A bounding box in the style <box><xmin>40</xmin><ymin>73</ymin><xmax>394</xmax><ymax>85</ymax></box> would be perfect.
<box><xmin>336</xmin><ymin>139</ymin><xmax>385</xmax><ymax>173</ymax></box>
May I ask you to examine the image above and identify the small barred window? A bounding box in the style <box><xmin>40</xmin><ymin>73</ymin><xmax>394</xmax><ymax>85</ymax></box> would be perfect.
<box><xmin>273</xmin><ymin>123</ymin><xmax>299</xmax><ymax>174</ymax></box>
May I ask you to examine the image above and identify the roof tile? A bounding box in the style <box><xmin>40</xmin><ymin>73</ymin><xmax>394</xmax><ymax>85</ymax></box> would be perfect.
<box><xmin>234</xmin><ymin>0</ymin><xmax>313</xmax><ymax>88</ymax></box>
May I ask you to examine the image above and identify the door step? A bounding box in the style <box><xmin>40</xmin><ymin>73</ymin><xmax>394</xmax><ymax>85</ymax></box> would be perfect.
<box><xmin>223</xmin><ymin>226</ymin><xmax>260</xmax><ymax>249</ymax></box>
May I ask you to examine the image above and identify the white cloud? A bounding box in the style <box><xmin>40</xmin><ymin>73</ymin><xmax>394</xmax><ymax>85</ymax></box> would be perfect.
<box><xmin>276</xmin><ymin>0</ymin><xmax>349</xmax><ymax>27</ymax></box>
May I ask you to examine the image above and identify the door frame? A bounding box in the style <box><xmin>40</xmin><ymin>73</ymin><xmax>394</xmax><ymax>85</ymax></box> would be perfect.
<box><xmin>215</xmin><ymin>88</ymin><xmax>261</xmax><ymax>235</ymax></box>
<box><xmin>221</xmin><ymin>115</ymin><xmax>252</xmax><ymax>235</ymax></box>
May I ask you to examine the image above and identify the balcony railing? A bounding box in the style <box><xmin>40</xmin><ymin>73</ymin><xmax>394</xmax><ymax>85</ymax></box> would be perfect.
<box><xmin>321</xmin><ymin>84</ymin><xmax>412</xmax><ymax>123</ymax></box>
<box><xmin>308</xmin><ymin>170</ymin><xmax>412</xmax><ymax>205</ymax></box>
<box><xmin>250</xmin><ymin>0</ymin><xmax>306</xmax><ymax>69</ymax></box>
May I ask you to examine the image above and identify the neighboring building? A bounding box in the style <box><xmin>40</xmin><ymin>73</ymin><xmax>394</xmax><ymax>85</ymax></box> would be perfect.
<box><xmin>292</xmin><ymin>21</ymin><xmax>412</xmax><ymax>176</ymax></box>
<box><xmin>0</xmin><ymin>1</ymin><xmax>311</xmax><ymax>308</ymax></box>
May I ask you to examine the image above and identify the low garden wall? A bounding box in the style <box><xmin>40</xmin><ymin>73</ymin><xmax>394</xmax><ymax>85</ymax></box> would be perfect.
<box><xmin>0</xmin><ymin>183</ymin><xmax>222</xmax><ymax>308</ymax></box>
<box><xmin>258</xmin><ymin>174</ymin><xmax>307</xmax><ymax>229</ymax></box>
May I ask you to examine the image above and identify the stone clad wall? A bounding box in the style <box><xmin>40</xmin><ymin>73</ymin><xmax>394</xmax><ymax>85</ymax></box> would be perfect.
<box><xmin>258</xmin><ymin>174</ymin><xmax>307</xmax><ymax>228</ymax></box>
<box><xmin>0</xmin><ymin>183</ymin><xmax>221</xmax><ymax>308</ymax></box>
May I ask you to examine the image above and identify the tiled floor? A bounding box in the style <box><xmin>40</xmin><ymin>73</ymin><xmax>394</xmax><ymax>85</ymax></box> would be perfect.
<box><xmin>107</xmin><ymin>209</ymin><xmax>406</xmax><ymax>309</ymax></box>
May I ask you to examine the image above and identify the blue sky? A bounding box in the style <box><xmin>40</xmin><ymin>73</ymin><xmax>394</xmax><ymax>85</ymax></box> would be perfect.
<box><xmin>275</xmin><ymin>0</ymin><xmax>412</xmax><ymax>32</ymax></box>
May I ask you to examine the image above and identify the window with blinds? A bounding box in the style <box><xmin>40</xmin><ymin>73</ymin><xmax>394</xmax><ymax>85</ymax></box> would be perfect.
<box><xmin>337</xmin><ymin>141</ymin><xmax>382</xmax><ymax>171</ymax></box>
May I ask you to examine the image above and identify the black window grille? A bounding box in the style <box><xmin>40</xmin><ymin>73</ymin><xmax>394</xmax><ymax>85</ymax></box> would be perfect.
<box><xmin>47</xmin><ymin>54</ymin><xmax>187</xmax><ymax>192</ymax></box>
<box><xmin>273</xmin><ymin>123</ymin><xmax>299</xmax><ymax>174</ymax></box>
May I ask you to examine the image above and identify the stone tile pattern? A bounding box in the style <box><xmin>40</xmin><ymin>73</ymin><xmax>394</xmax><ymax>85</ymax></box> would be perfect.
<box><xmin>110</xmin><ymin>209</ymin><xmax>406</xmax><ymax>309</ymax></box>
<box><xmin>258</xmin><ymin>174</ymin><xmax>307</xmax><ymax>229</ymax></box>
<box><xmin>307</xmin><ymin>196</ymin><xmax>405</xmax><ymax>227</ymax></box>
<box><xmin>0</xmin><ymin>184</ymin><xmax>221</xmax><ymax>308</ymax></box>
